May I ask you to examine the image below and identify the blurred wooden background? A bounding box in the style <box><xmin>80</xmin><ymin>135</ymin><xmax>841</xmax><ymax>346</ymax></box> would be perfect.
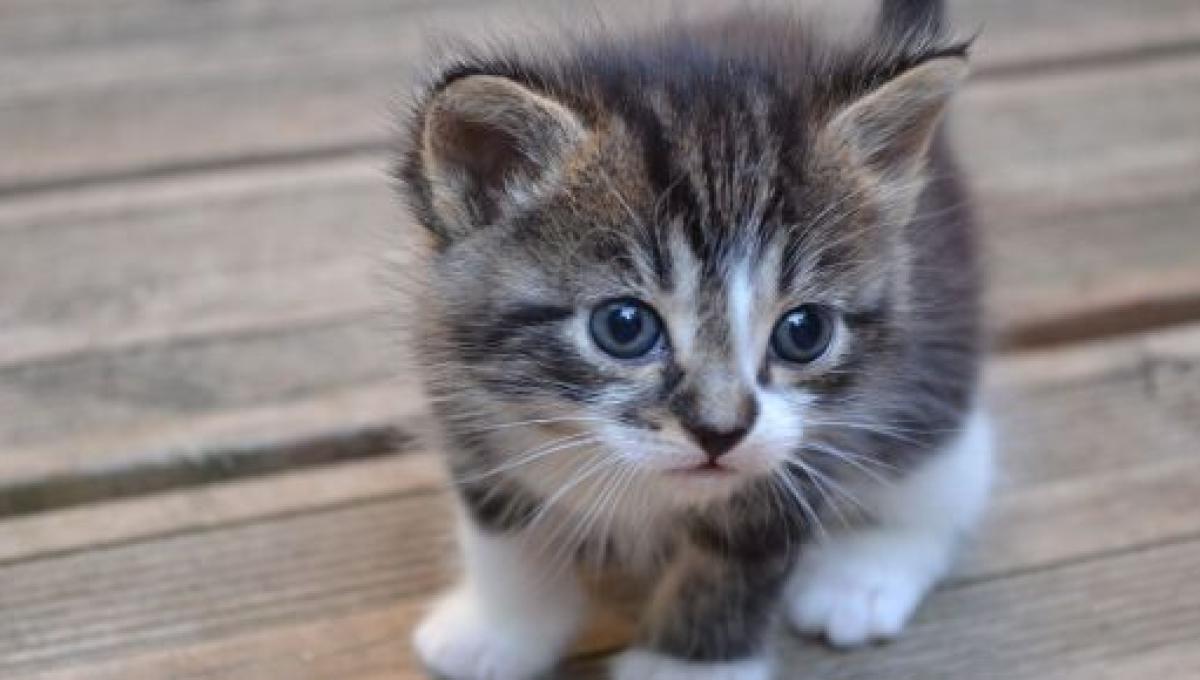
<box><xmin>2</xmin><ymin>0</ymin><xmax>1199</xmax><ymax>677</ymax></box>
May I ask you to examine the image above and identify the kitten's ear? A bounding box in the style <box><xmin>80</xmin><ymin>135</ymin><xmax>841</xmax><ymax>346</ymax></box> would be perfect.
<box><xmin>414</xmin><ymin>74</ymin><xmax>588</xmax><ymax>240</ymax></box>
<box><xmin>821</xmin><ymin>56</ymin><xmax>967</xmax><ymax>215</ymax></box>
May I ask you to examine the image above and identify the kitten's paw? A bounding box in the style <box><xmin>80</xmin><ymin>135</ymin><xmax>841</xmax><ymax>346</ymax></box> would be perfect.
<box><xmin>611</xmin><ymin>650</ymin><xmax>770</xmax><ymax>680</ymax></box>
<box><xmin>786</xmin><ymin>532</ymin><xmax>945</xmax><ymax>648</ymax></box>
<box><xmin>787</xmin><ymin>563</ymin><xmax>924</xmax><ymax>648</ymax></box>
<box><xmin>413</xmin><ymin>588</ymin><xmax>563</xmax><ymax>680</ymax></box>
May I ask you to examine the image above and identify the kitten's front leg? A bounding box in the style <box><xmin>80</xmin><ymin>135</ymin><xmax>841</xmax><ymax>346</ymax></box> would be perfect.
<box><xmin>786</xmin><ymin>410</ymin><xmax>994</xmax><ymax>648</ymax></box>
<box><xmin>413</xmin><ymin>516</ymin><xmax>586</xmax><ymax>680</ymax></box>
<box><xmin>611</xmin><ymin>540</ymin><xmax>791</xmax><ymax>680</ymax></box>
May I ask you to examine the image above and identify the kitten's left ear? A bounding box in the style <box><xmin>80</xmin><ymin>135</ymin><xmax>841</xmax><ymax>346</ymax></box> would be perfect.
<box><xmin>821</xmin><ymin>56</ymin><xmax>968</xmax><ymax>216</ymax></box>
<box><xmin>410</xmin><ymin>74</ymin><xmax>589</xmax><ymax>243</ymax></box>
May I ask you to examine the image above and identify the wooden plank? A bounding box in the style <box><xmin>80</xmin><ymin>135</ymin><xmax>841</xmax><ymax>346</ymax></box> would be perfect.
<box><xmin>2</xmin><ymin>0</ymin><xmax>1198</xmax><ymax>189</ymax></box>
<box><xmin>768</xmin><ymin>539</ymin><xmax>1200</xmax><ymax>680</ymax></box>
<box><xmin>7</xmin><ymin>307</ymin><xmax>1196</xmax><ymax>557</ymax></box>
<box><xmin>3</xmin><ymin>49</ymin><xmax>1195</xmax><ymax>366</ymax></box>
<box><xmin>1</xmin><ymin>324</ymin><xmax>1198</xmax><ymax>677</ymax></box>
<box><xmin>568</xmin><ymin>539</ymin><xmax>1200</xmax><ymax>678</ymax></box>
<box><xmin>3</xmin><ymin>55</ymin><xmax>1194</xmax><ymax>370</ymax></box>
<box><xmin>0</xmin><ymin>0</ymin><xmax>602</xmax><ymax>191</ymax></box>
<box><xmin>0</xmin><ymin>380</ymin><xmax>419</xmax><ymax>496</ymax></box>
<box><xmin>3</xmin><ymin>52</ymin><xmax>1199</xmax><ymax>510</ymax></box>
<box><xmin>953</xmin><ymin>0</ymin><xmax>1200</xmax><ymax>76</ymax></box>
<box><xmin>959</xmin><ymin>455</ymin><xmax>1200</xmax><ymax>583</ymax></box>
<box><xmin>1</xmin><ymin>322</ymin><xmax>1193</xmax><ymax>562</ymax></box>
<box><xmin>0</xmin><ymin>493</ymin><xmax>457</xmax><ymax>676</ymax></box>
<box><xmin>987</xmin><ymin>324</ymin><xmax>1200</xmax><ymax>489</ymax></box>
<box><xmin>13</xmin><ymin>601</ymin><xmax>432</xmax><ymax>680</ymax></box>
<box><xmin>0</xmin><ymin>321</ymin><xmax>388</xmax><ymax>452</ymax></box>
<box><xmin>1050</xmin><ymin>641</ymin><xmax>1200</xmax><ymax>680</ymax></box>
<box><xmin>20</xmin><ymin>537</ymin><xmax>1200</xmax><ymax>680</ymax></box>
<box><xmin>958</xmin><ymin>56</ymin><xmax>1200</xmax><ymax>197</ymax></box>
<box><xmin>0</xmin><ymin>376</ymin><xmax>434</xmax><ymax>517</ymax></box>
<box><xmin>0</xmin><ymin>449</ymin><xmax>444</xmax><ymax>564</ymax></box>
<box><xmin>0</xmin><ymin>155</ymin><xmax>390</xmax><ymax>368</ymax></box>
<box><xmin>957</xmin><ymin>56</ymin><xmax>1200</xmax><ymax>348</ymax></box>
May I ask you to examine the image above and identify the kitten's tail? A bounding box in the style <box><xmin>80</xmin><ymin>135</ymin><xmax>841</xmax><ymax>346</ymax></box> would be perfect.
<box><xmin>877</xmin><ymin>0</ymin><xmax>945</xmax><ymax>36</ymax></box>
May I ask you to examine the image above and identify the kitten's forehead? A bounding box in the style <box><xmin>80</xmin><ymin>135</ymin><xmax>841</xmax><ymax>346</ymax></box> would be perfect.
<box><xmin>547</xmin><ymin>82</ymin><xmax>885</xmax><ymax>305</ymax></box>
<box><xmin>652</xmin><ymin>228</ymin><xmax>782</xmax><ymax>377</ymax></box>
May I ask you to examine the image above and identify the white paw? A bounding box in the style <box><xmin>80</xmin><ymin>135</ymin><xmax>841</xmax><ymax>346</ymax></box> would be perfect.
<box><xmin>611</xmin><ymin>649</ymin><xmax>771</xmax><ymax>680</ymax></box>
<box><xmin>413</xmin><ymin>588</ymin><xmax>563</xmax><ymax>680</ymax></box>
<box><xmin>786</xmin><ymin>531</ymin><xmax>947</xmax><ymax>648</ymax></box>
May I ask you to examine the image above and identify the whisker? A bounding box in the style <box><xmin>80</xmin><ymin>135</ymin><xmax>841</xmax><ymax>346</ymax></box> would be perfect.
<box><xmin>803</xmin><ymin>441</ymin><xmax>897</xmax><ymax>488</ymax></box>
<box><xmin>454</xmin><ymin>415</ymin><xmax>610</xmax><ymax>435</ymax></box>
<box><xmin>787</xmin><ymin>458</ymin><xmax>870</xmax><ymax>520</ymax></box>
<box><xmin>456</xmin><ymin>434</ymin><xmax>601</xmax><ymax>483</ymax></box>
<box><xmin>772</xmin><ymin>468</ymin><xmax>827</xmax><ymax>540</ymax></box>
<box><xmin>788</xmin><ymin>458</ymin><xmax>853</xmax><ymax>529</ymax></box>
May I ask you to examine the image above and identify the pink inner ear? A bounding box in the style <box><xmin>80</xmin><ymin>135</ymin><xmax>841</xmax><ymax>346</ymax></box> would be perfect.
<box><xmin>429</xmin><ymin>114</ymin><xmax>527</xmax><ymax>207</ymax></box>
<box><xmin>421</xmin><ymin>75</ymin><xmax>587</xmax><ymax>228</ymax></box>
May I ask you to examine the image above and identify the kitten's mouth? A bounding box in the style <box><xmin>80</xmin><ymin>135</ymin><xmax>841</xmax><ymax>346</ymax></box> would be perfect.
<box><xmin>669</xmin><ymin>461</ymin><xmax>734</xmax><ymax>476</ymax></box>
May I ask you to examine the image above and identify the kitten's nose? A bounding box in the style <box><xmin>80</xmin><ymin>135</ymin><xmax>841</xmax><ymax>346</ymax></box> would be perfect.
<box><xmin>670</xmin><ymin>388</ymin><xmax>758</xmax><ymax>460</ymax></box>
<box><xmin>682</xmin><ymin>423</ymin><xmax>751</xmax><ymax>460</ymax></box>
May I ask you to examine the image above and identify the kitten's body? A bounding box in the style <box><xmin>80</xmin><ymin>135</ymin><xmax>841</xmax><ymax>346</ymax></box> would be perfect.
<box><xmin>399</xmin><ymin>2</ymin><xmax>992</xmax><ymax>677</ymax></box>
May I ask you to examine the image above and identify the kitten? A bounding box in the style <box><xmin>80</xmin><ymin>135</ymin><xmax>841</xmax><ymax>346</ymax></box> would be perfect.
<box><xmin>399</xmin><ymin>0</ymin><xmax>993</xmax><ymax>678</ymax></box>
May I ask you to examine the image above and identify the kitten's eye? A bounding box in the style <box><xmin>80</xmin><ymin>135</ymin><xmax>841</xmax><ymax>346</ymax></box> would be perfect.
<box><xmin>589</xmin><ymin>298</ymin><xmax>663</xmax><ymax>359</ymax></box>
<box><xmin>771</xmin><ymin>305</ymin><xmax>834</xmax><ymax>364</ymax></box>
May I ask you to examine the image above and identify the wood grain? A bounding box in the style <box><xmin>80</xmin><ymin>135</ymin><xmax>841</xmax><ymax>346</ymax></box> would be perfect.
<box><xmin>0</xmin><ymin>320</ymin><xmax>388</xmax><ymax>452</ymax></box>
<box><xmin>0</xmin><ymin>324</ymin><xmax>1190</xmax><ymax>564</ymax></box>
<box><xmin>2</xmin><ymin>0</ymin><xmax>1198</xmax><ymax>189</ymax></box>
<box><xmin>4</xmin><ymin>53</ymin><xmax>1199</xmax><ymax>506</ymax></box>
<box><xmin>2</xmin><ymin>324</ymin><xmax>1198</xmax><ymax>677</ymax></box>
<box><xmin>20</xmin><ymin>532</ymin><xmax>1200</xmax><ymax>680</ymax></box>
<box><xmin>0</xmin><ymin>155</ymin><xmax>392</xmax><ymax>368</ymax></box>
<box><xmin>769</xmin><ymin>538</ymin><xmax>1200</xmax><ymax>680</ymax></box>
<box><xmin>7</xmin><ymin>50</ymin><xmax>1200</xmax><ymax>366</ymax></box>
<box><xmin>2</xmin><ymin>1</ymin><xmax>1199</xmax><ymax>677</ymax></box>
<box><xmin>565</xmin><ymin>539</ymin><xmax>1200</xmax><ymax>679</ymax></box>
<box><xmin>0</xmin><ymin>381</ymin><xmax>420</xmax><ymax>500</ymax></box>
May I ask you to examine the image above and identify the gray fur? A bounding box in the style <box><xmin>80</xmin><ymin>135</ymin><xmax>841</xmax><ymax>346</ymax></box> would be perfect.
<box><xmin>396</xmin><ymin>5</ymin><xmax>980</xmax><ymax>669</ymax></box>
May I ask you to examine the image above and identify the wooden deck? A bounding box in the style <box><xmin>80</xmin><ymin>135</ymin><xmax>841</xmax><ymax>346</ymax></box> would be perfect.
<box><xmin>2</xmin><ymin>0</ymin><xmax>1199</xmax><ymax>677</ymax></box>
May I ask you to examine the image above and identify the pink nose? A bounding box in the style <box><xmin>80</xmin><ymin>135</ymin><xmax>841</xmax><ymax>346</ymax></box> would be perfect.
<box><xmin>682</xmin><ymin>423</ymin><xmax>750</xmax><ymax>459</ymax></box>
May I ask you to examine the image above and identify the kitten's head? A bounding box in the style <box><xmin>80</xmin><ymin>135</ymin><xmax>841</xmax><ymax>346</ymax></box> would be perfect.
<box><xmin>399</xmin><ymin>14</ymin><xmax>976</xmax><ymax>512</ymax></box>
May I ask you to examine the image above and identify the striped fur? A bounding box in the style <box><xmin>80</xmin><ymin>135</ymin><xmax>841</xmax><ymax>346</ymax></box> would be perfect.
<box><xmin>399</xmin><ymin>3</ymin><xmax>985</xmax><ymax>676</ymax></box>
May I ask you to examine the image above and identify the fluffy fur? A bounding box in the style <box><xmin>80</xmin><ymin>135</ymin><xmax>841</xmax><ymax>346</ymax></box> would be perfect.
<box><xmin>396</xmin><ymin>1</ymin><xmax>991</xmax><ymax>677</ymax></box>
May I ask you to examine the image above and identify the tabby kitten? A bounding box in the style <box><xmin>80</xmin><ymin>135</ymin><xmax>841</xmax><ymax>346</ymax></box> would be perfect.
<box><xmin>400</xmin><ymin>1</ymin><xmax>993</xmax><ymax>677</ymax></box>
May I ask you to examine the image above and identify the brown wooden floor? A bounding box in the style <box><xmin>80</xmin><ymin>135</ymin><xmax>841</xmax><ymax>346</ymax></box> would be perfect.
<box><xmin>2</xmin><ymin>1</ymin><xmax>1200</xmax><ymax>678</ymax></box>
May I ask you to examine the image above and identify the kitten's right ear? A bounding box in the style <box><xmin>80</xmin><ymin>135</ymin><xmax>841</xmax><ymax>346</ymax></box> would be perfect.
<box><xmin>408</xmin><ymin>74</ymin><xmax>588</xmax><ymax>242</ymax></box>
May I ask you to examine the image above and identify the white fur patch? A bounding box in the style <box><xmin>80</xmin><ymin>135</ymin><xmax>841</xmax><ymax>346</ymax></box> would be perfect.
<box><xmin>786</xmin><ymin>409</ymin><xmax>994</xmax><ymax>647</ymax></box>
<box><xmin>612</xmin><ymin>649</ymin><xmax>772</xmax><ymax>680</ymax></box>
<box><xmin>665</xmin><ymin>232</ymin><xmax>703</xmax><ymax>358</ymax></box>
<box><xmin>413</xmin><ymin>521</ymin><xmax>585</xmax><ymax>679</ymax></box>
<box><xmin>720</xmin><ymin>257</ymin><xmax>808</xmax><ymax>477</ymax></box>
<box><xmin>727</xmin><ymin>259</ymin><xmax>760</xmax><ymax>384</ymax></box>
<box><xmin>786</xmin><ymin>525</ymin><xmax>945</xmax><ymax>647</ymax></box>
<box><xmin>869</xmin><ymin>408</ymin><xmax>995</xmax><ymax>531</ymax></box>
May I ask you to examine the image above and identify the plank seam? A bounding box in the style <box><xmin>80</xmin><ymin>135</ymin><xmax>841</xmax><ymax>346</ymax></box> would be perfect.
<box><xmin>0</xmin><ymin>483</ymin><xmax>443</xmax><ymax>569</ymax></box>
<box><xmin>0</xmin><ymin>310</ymin><xmax>382</xmax><ymax>376</ymax></box>
<box><xmin>997</xmin><ymin>291</ymin><xmax>1200</xmax><ymax>352</ymax></box>
<box><xmin>0</xmin><ymin>424</ymin><xmax>414</xmax><ymax>519</ymax></box>
<box><xmin>945</xmin><ymin>528</ymin><xmax>1200</xmax><ymax>591</ymax></box>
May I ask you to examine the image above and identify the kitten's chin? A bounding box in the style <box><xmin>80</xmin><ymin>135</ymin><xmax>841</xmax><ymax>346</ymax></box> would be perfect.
<box><xmin>657</xmin><ymin>464</ymin><xmax>757</xmax><ymax>505</ymax></box>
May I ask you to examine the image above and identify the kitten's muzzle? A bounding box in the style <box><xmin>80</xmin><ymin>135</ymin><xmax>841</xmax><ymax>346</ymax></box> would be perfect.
<box><xmin>670</xmin><ymin>386</ymin><xmax>759</xmax><ymax>460</ymax></box>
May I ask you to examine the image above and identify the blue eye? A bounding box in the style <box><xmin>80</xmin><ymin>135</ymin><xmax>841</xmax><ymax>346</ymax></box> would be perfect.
<box><xmin>589</xmin><ymin>299</ymin><xmax>663</xmax><ymax>359</ymax></box>
<box><xmin>771</xmin><ymin>305</ymin><xmax>834</xmax><ymax>364</ymax></box>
